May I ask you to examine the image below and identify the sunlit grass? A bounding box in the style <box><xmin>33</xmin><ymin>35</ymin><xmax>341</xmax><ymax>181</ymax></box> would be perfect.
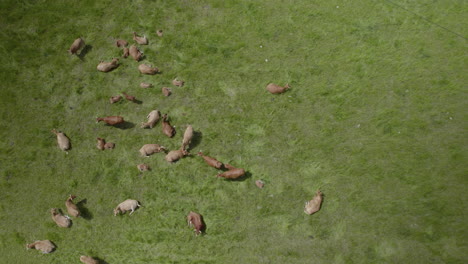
<box><xmin>0</xmin><ymin>0</ymin><xmax>466</xmax><ymax>263</ymax></box>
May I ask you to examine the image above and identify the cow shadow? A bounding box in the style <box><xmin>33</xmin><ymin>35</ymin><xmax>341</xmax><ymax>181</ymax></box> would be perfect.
<box><xmin>78</xmin><ymin>45</ymin><xmax>92</xmax><ymax>60</ymax></box>
<box><xmin>93</xmin><ymin>257</ymin><xmax>109</xmax><ymax>264</ymax></box>
<box><xmin>199</xmin><ymin>214</ymin><xmax>207</xmax><ymax>234</ymax></box>
<box><xmin>113</xmin><ymin>121</ymin><xmax>135</xmax><ymax>130</ymax></box>
<box><xmin>77</xmin><ymin>199</ymin><xmax>93</xmax><ymax>220</ymax></box>
<box><xmin>189</xmin><ymin>131</ymin><xmax>203</xmax><ymax>150</ymax></box>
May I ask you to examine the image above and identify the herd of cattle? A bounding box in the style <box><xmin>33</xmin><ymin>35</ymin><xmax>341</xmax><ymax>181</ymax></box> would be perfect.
<box><xmin>26</xmin><ymin>31</ymin><xmax>323</xmax><ymax>263</ymax></box>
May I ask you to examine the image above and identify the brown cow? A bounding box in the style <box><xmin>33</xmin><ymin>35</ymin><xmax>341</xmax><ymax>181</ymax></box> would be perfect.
<box><xmin>187</xmin><ymin>211</ymin><xmax>205</xmax><ymax>235</ymax></box>
<box><xmin>304</xmin><ymin>190</ymin><xmax>323</xmax><ymax>215</ymax></box>
<box><xmin>115</xmin><ymin>39</ymin><xmax>128</xmax><ymax>47</ymax></box>
<box><xmin>104</xmin><ymin>142</ymin><xmax>115</xmax><ymax>149</ymax></box>
<box><xmin>26</xmin><ymin>240</ymin><xmax>56</xmax><ymax>254</ymax></box>
<box><xmin>96</xmin><ymin>116</ymin><xmax>124</xmax><ymax>126</ymax></box>
<box><xmin>162</xmin><ymin>87</ymin><xmax>172</xmax><ymax>96</ymax></box>
<box><xmin>181</xmin><ymin>125</ymin><xmax>193</xmax><ymax>151</ymax></box>
<box><xmin>255</xmin><ymin>180</ymin><xmax>265</xmax><ymax>188</ymax></box>
<box><xmin>165</xmin><ymin>149</ymin><xmax>188</xmax><ymax>163</ymax></box>
<box><xmin>96</xmin><ymin>137</ymin><xmax>106</xmax><ymax>150</ymax></box>
<box><xmin>50</xmin><ymin>208</ymin><xmax>71</xmax><ymax>228</ymax></box>
<box><xmin>141</xmin><ymin>110</ymin><xmax>160</xmax><ymax>129</ymax></box>
<box><xmin>51</xmin><ymin>129</ymin><xmax>71</xmax><ymax>152</ymax></box>
<box><xmin>172</xmin><ymin>79</ymin><xmax>184</xmax><ymax>87</ymax></box>
<box><xmin>266</xmin><ymin>83</ymin><xmax>290</xmax><ymax>94</ymax></box>
<box><xmin>122</xmin><ymin>92</ymin><xmax>136</xmax><ymax>102</ymax></box>
<box><xmin>140</xmin><ymin>82</ymin><xmax>153</xmax><ymax>88</ymax></box>
<box><xmin>97</xmin><ymin>58</ymin><xmax>119</xmax><ymax>72</ymax></box>
<box><xmin>80</xmin><ymin>255</ymin><xmax>99</xmax><ymax>264</ymax></box>
<box><xmin>197</xmin><ymin>152</ymin><xmax>223</xmax><ymax>169</ymax></box>
<box><xmin>68</xmin><ymin>37</ymin><xmax>85</xmax><ymax>55</ymax></box>
<box><xmin>139</xmin><ymin>144</ymin><xmax>166</xmax><ymax>157</ymax></box>
<box><xmin>137</xmin><ymin>163</ymin><xmax>150</xmax><ymax>172</ymax></box>
<box><xmin>133</xmin><ymin>32</ymin><xmax>148</xmax><ymax>45</ymax></box>
<box><xmin>162</xmin><ymin>114</ymin><xmax>176</xmax><ymax>138</ymax></box>
<box><xmin>122</xmin><ymin>47</ymin><xmax>130</xmax><ymax>58</ymax></box>
<box><xmin>129</xmin><ymin>45</ymin><xmax>143</xmax><ymax>61</ymax></box>
<box><xmin>138</xmin><ymin>64</ymin><xmax>159</xmax><ymax>75</ymax></box>
<box><xmin>65</xmin><ymin>195</ymin><xmax>80</xmax><ymax>217</ymax></box>
<box><xmin>109</xmin><ymin>95</ymin><xmax>122</xmax><ymax>104</ymax></box>
<box><xmin>217</xmin><ymin>167</ymin><xmax>246</xmax><ymax>179</ymax></box>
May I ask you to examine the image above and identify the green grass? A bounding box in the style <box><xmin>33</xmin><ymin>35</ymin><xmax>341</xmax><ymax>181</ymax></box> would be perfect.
<box><xmin>0</xmin><ymin>0</ymin><xmax>466</xmax><ymax>263</ymax></box>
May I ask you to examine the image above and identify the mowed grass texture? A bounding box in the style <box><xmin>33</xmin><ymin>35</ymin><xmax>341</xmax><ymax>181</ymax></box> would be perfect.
<box><xmin>0</xmin><ymin>0</ymin><xmax>466</xmax><ymax>263</ymax></box>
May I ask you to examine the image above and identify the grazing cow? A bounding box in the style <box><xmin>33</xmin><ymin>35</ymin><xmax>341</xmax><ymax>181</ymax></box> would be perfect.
<box><xmin>133</xmin><ymin>32</ymin><xmax>148</xmax><ymax>45</ymax></box>
<box><xmin>51</xmin><ymin>129</ymin><xmax>70</xmax><ymax>152</ymax></box>
<box><xmin>68</xmin><ymin>37</ymin><xmax>85</xmax><ymax>55</ymax></box>
<box><xmin>165</xmin><ymin>149</ymin><xmax>188</xmax><ymax>163</ymax></box>
<box><xmin>122</xmin><ymin>92</ymin><xmax>137</xmax><ymax>102</ymax></box>
<box><xmin>181</xmin><ymin>125</ymin><xmax>193</xmax><ymax>151</ymax></box>
<box><xmin>104</xmin><ymin>142</ymin><xmax>115</xmax><ymax>149</ymax></box>
<box><xmin>114</xmin><ymin>199</ymin><xmax>140</xmax><ymax>216</ymax></box>
<box><xmin>26</xmin><ymin>240</ymin><xmax>56</xmax><ymax>254</ymax></box>
<box><xmin>162</xmin><ymin>114</ymin><xmax>176</xmax><ymax>138</ymax></box>
<box><xmin>122</xmin><ymin>47</ymin><xmax>130</xmax><ymax>58</ymax></box>
<box><xmin>162</xmin><ymin>87</ymin><xmax>171</xmax><ymax>96</ymax></box>
<box><xmin>141</xmin><ymin>110</ymin><xmax>160</xmax><ymax>129</ymax></box>
<box><xmin>197</xmin><ymin>152</ymin><xmax>223</xmax><ymax>169</ymax></box>
<box><xmin>80</xmin><ymin>255</ymin><xmax>100</xmax><ymax>264</ymax></box>
<box><xmin>137</xmin><ymin>163</ymin><xmax>150</xmax><ymax>172</ymax></box>
<box><xmin>129</xmin><ymin>45</ymin><xmax>143</xmax><ymax>61</ymax></box>
<box><xmin>97</xmin><ymin>58</ymin><xmax>119</xmax><ymax>72</ymax></box>
<box><xmin>109</xmin><ymin>95</ymin><xmax>122</xmax><ymax>104</ymax></box>
<box><xmin>138</xmin><ymin>64</ymin><xmax>159</xmax><ymax>75</ymax></box>
<box><xmin>304</xmin><ymin>190</ymin><xmax>323</xmax><ymax>215</ymax></box>
<box><xmin>266</xmin><ymin>83</ymin><xmax>290</xmax><ymax>94</ymax></box>
<box><xmin>217</xmin><ymin>167</ymin><xmax>246</xmax><ymax>179</ymax></box>
<box><xmin>140</xmin><ymin>82</ymin><xmax>153</xmax><ymax>88</ymax></box>
<box><xmin>255</xmin><ymin>180</ymin><xmax>265</xmax><ymax>188</ymax></box>
<box><xmin>96</xmin><ymin>137</ymin><xmax>106</xmax><ymax>150</ymax></box>
<box><xmin>96</xmin><ymin>116</ymin><xmax>124</xmax><ymax>126</ymax></box>
<box><xmin>187</xmin><ymin>211</ymin><xmax>205</xmax><ymax>235</ymax></box>
<box><xmin>65</xmin><ymin>195</ymin><xmax>80</xmax><ymax>217</ymax></box>
<box><xmin>139</xmin><ymin>144</ymin><xmax>166</xmax><ymax>157</ymax></box>
<box><xmin>115</xmin><ymin>39</ymin><xmax>128</xmax><ymax>47</ymax></box>
<box><xmin>172</xmin><ymin>79</ymin><xmax>184</xmax><ymax>87</ymax></box>
<box><xmin>50</xmin><ymin>208</ymin><xmax>71</xmax><ymax>228</ymax></box>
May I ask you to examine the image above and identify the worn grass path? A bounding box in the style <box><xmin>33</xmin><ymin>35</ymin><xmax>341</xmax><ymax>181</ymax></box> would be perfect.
<box><xmin>0</xmin><ymin>0</ymin><xmax>466</xmax><ymax>263</ymax></box>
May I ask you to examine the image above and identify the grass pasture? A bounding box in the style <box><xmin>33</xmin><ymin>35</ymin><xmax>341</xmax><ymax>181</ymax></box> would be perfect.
<box><xmin>0</xmin><ymin>0</ymin><xmax>466</xmax><ymax>263</ymax></box>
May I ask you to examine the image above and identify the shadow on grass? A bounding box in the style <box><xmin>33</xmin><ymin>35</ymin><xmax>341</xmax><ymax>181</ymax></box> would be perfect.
<box><xmin>132</xmin><ymin>99</ymin><xmax>143</xmax><ymax>104</ymax></box>
<box><xmin>113</xmin><ymin>121</ymin><xmax>135</xmax><ymax>130</ymax></box>
<box><xmin>199</xmin><ymin>214</ymin><xmax>207</xmax><ymax>234</ymax></box>
<box><xmin>49</xmin><ymin>241</ymin><xmax>58</xmax><ymax>253</ymax></box>
<box><xmin>93</xmin><ymin>257</ymin><xmax>109</xmax><ymax>264</ymax></box>
<box><xmin>232</xmin><ymin>171</ymin><xmax>251</xmax><ymax>182</ymax></box>
<box><xmin>77</xmin><ymin>199</ymin><xmax>93</xmax><ymax>220</ymax></box>
<box><xmin>78</xmin><ymin>45</ymin><xmax>92</xmax><ymax>60</ymax></box>
<box><xmin>189</xmin><ymin>131</ymin><xmax>203</xmax><ymax>150</ymax></box>
<box><xmin>66</xmin><ymin>143</ymin><xmax>73</xmax><ymax>152</ymax></box>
